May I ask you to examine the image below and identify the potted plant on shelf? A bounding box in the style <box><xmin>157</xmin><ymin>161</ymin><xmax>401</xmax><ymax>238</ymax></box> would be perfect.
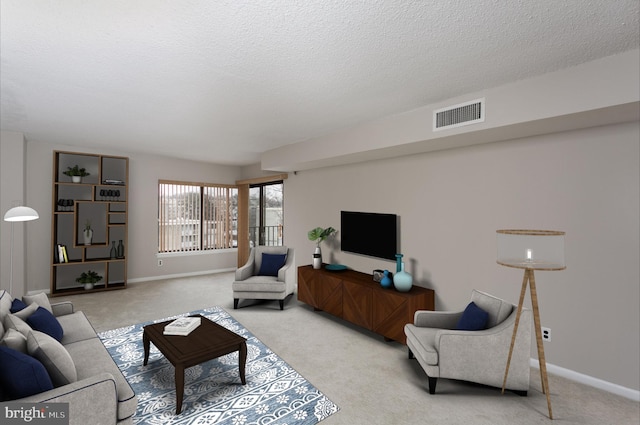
<box><xmin>308</xmin><ymin>227</ymin><xmax>336</xmax><ymax>269</ymax></box>
<box><xmin>63</xmin><ymin>165</ymin><xmax>90</xmax><ymax>183</ymax></box>
<box><xmin>76</xmin><ymin>270</ymin><xmax>103</xmax><ymax>290</ymax></box>
<box><xmin>83</xmin><ymin>219</ymin><xmax>93</xmax><ymax>245</ymax></box>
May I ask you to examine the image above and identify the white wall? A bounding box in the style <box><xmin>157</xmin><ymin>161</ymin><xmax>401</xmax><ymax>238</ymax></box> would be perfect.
<box><xmin>0</xmin><ymin>131</ymin><xmax>28</xmax><ymax>297</ymax></box>
<box><xmin>263</xmin><ymin>49</ymin><xmax>639</xmax><ymax>172</ymax></box>
<box><xmin>283</xmin><ymin>121</ymin><xmax>640</xmax><ymax>391</ymax></box>
<box><xmin>23</xmin><ymin>141</ymin><xmax>243</xmax><ymax>292</ymax></box>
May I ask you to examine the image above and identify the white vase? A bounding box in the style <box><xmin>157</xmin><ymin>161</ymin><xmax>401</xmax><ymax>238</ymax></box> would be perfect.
<box><xmin>313</xmin><ymin>246</ymin><xmax>322</xmax><ymax>269</ymax></box>
<box><xmin>72</xmin><ymin>176</ymin><xmax>82</xmax><ymax>183</ymax></box>
<box><xmin>84</xmin><ymin>283</ymin><xmax>94</xmax><ymax>290</ymax></box>
<box><xmin>83</xmin><ymin>229</ymin><xmax>93</xmax><ymax>245</ymax></box>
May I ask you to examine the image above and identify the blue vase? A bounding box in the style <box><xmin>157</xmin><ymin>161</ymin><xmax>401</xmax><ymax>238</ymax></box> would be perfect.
<box><xmin>380</xmin><ymin>270</ymin><xmax>393</xmax><ymax>289</ymax></box>
<box><xmin>393</xmin><ymin>262</ymin><xmax>413</xmax><ymax>292</ymax></box>
<box><xmin>395</xmin><ymin>254</ymin><xmax>403</xmax><ymax>273</ymax></box>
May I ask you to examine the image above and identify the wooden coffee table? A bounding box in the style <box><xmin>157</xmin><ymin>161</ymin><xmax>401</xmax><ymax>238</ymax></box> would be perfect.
<box><xmin>143</xmin><ymin>314</ymin><xmax>247</xmax><ymax>414</ymax></box>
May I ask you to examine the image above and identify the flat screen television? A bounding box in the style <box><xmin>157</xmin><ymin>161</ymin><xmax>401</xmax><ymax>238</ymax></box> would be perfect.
<box><xmin>340</xmin><ymin>211</ymin><xmax>398</xmax><ymax>261</ymax></box>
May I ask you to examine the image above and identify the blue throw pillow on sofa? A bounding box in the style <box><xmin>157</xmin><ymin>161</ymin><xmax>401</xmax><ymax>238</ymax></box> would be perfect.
<box><xmin>455</xmin><ymin>301</ymin><xmax>489</xmax><ymax>331</ymax></box>
<box><xmin>0</xmin><ymin>346</ymin><xmax>53</xmax><ymax>400</ymax></box>
<box><xmin>26</xmin><ymin>307</ymin><xmax>64</xmax><ymax>342</ymax></box>
<box><xmin>258</xmin><ymin>253</ymin><xmax>287</xmax><ymax>277</ymax></box>
<box><xmin>10</xmin><ymin>298</ymin><xmax>27</xmax><ymax>313</ymax></box>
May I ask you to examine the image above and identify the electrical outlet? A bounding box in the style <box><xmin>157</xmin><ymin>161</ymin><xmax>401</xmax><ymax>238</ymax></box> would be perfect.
<box><xmin>158</xmin><ymin>259</ymin><xmax>163</xmax><ymax>267</ymax></box>
<box><xmin>542</xmin><ymin>327</ymin><xmax>551</xmax><ymax>342</ymax></box>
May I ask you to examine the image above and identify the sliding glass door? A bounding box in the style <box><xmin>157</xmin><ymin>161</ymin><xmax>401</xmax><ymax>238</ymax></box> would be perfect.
<box><xmin>249</xmin><ymin>181</ymin><xmax>283</xmax><ymax>247</ymax></box>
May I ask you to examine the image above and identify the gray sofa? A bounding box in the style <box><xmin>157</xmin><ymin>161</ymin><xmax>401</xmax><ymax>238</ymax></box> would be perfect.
<box><xmin>0</xmin><ymin>290</ymin><xmax>137</xmax><ymax>425</ymax></box>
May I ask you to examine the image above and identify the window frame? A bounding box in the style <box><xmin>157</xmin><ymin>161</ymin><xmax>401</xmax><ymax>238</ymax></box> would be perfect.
<box><xmin>249</xmin><ymin>180</ymin><xmax>284</xmax><ymax>247</ymax></box>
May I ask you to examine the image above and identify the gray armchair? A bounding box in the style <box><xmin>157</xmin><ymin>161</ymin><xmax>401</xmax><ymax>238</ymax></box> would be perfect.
<box><xmin>404</xmin><ymin>289</ymin><xmax>532</xmax><ymax>395</ymax></box>
<box><xmin>233</xmin><ymin>246</ymin><xmax>295</xmax><ymax>310</ymax></box>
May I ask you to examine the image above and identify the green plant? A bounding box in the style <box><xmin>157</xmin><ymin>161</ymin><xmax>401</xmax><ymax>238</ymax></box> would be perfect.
<box><xmin>75</xmin><ymin>270</ymin><xmax>102</xmax><ymax>284</ymax></box>
<box><xmin>84</xmin><ymin>219</ymin><xmax>92</xmax><ymax>231</ymax></box>
<box><xmin>307</xmin><ymin>227</ymin><xmax>336</xmax><ymax>247</ymax></box>
<box><xmin>63</xmin><ymin>165</ymin><xmax>90</xmax><ymax>177</ymax></box>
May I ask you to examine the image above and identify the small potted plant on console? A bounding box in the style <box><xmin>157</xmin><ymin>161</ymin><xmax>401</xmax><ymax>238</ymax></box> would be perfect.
<box><xmin>308</xmin><ymin>227</ymin><xmax>336</xmax><ymax>269</ymax></box>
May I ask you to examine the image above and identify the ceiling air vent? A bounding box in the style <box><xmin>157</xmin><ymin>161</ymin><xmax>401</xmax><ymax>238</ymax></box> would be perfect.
<box><xmin>433</xmin><ymin>98</ymin><xmax>485</xmax><ymax>131</ymax></box>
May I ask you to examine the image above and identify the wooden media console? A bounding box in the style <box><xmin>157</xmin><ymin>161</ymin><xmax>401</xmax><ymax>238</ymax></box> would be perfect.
<box><xmin>297</xmin><ymin>265</ymin><xmax>435</xmax><ymax>343</ymax></box>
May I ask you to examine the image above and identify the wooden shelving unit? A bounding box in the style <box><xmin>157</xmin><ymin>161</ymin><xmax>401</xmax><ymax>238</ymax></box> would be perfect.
<box><xmin>50</xmin><ymin>151</ymin><xmax>129</xmax><ymax>296</ymax></box>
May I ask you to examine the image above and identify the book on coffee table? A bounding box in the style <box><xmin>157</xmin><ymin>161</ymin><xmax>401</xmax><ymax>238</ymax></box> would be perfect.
<box><xmin>163</xmin><ymin>317</ymin><xmax>201</xmax><ymax>336</ymax></box>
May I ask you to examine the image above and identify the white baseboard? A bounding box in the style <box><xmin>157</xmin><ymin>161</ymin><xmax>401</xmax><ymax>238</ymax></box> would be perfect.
<box><xmin>530</xmin><ymin>358</ymin><xmax>640</xmax><ymax>401</ymax></box>
<box><xmin>26</xmin><ymin>269</ymin><xmax>235</xmax><ymax>294</ymax></box>
<box><xmin>127</xmin><ymin>268</ymin><xmax>235</xmax><ymax>284</ymax></box>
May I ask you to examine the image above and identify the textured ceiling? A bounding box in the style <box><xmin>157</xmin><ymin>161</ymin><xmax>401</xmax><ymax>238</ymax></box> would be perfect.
<box><xmin>1</xmin><ymin>1</ymin><xmax>638</xmax><ymax>165</ymax></box>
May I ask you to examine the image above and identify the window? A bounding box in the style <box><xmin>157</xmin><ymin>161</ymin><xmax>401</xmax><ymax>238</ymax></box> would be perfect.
<box><xmin>158</xmin><ymin>181</ymin><xmax>238</xmax><ymax>253</ymax></box>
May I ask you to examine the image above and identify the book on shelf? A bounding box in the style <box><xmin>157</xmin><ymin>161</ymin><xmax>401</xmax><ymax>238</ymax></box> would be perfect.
<box><xmin>56</xmin><ymin>244</ymin><xmax>68</xmax><ymax>263</ymax></box>
<box><xmin>163</xmin><ymin>316</ymin><xmax>201</xmax><ymax>336</ymax></box>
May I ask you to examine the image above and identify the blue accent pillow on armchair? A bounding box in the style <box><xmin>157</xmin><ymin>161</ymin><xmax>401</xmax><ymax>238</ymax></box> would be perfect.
<box><xmin>455</xmin><ymin>301</ymin><xmax>489</xmax><ymax>331</ymax></box>
<box><xmin>258</xmin><ymin>253</ymin><xmax>287</xmax><ymax>277</ymax></box>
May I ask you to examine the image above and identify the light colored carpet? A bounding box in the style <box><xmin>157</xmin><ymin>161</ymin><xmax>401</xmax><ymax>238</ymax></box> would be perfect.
<box><xmin>99</xmin><ymin>306</ymin><xmax>339</xmax><ymax>424</ymax></box>
<box><xmin>54</xmin><ymin>272</ymin><xmax>640</xmax><ymax>425</ymax></box>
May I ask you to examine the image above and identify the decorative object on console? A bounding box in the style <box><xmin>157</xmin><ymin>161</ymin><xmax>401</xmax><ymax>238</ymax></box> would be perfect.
<box><xmin>372</xmin><ymin>269</ymin><xmax>384</xmax><ymax>282</ymax></box>
<box><xmin>307</xmin><ymin>226</ymin><xmax>336</xmax><ymax>269</ymax></box>
<box><xmin>3</xmin><ymin>205</ymin><xmax>40</xmax><ymax>295</ymax></box>
<box><xmin>313</xmin><ymin>246</ymin><xmax>322</xmax><ymax>269</ymax></box>
<box><xmin>62</xmin><ymin>165</ymin><xmax>90</xmax><ymax>183</ymax></box>
<box><xmin>83</xmin><ymin>220</ymin><xmax>93</xmax><ymax>245</ymax></box>
<box><xmin>380</xmin><ymin>270</ymin><xmax>393</xmax><ymax>289</ymax></box>
<box><xmin>395</xmin><ymin>253</ymin><xmax>403</xmax><ymax>272</ymax></box>
<box><xmin>393</xmin><ymin>261</ymin><xmax>413</xmax><ymax>292</ymax></box>
<box><xmin>497</xmin><ymin>229</ymin><xmax>565</xmax><ymax>420</ymax></box>
<box><xmin>325</xmin><ymin>264</ymin><xmax>347</xmax><ymax>271</ymax></box>
<box><xmin>110</xmin><ymin>241</ymin><xmax>117</xmax><ymax>259</ymax></box>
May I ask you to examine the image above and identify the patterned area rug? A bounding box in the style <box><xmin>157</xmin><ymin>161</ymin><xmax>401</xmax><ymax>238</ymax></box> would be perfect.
<box><xmin>98</xmin><ymin>307</ymin><xmax>339</xmax><ymax>425</ymax></box>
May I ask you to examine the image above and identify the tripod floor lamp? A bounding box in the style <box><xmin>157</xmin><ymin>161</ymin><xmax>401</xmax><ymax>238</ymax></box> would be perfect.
<box><xmin>4</xmin><ymin>205</ymin><xmax>39</xmax><ymax>294</ymax></box>
<box><xmin>497</xmin><ymin>229</ymin><xmax>565</xmax><ymax>420</ymax></box>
